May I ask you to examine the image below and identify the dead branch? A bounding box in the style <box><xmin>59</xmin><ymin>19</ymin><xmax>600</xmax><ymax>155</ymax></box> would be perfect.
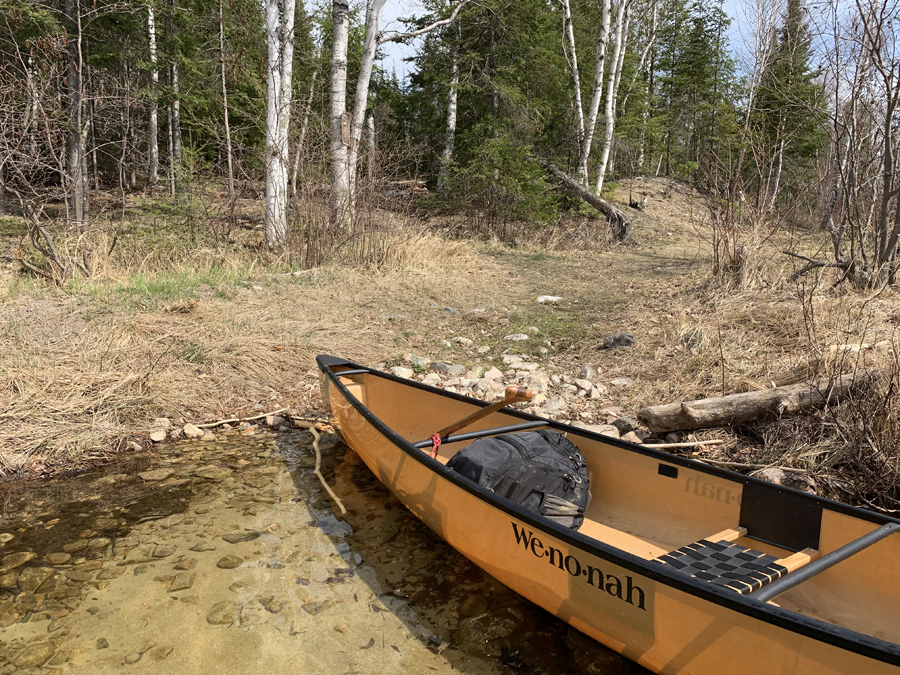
<box><xmin>195</xmin><ymin>407</ymin><xmax>287</xmax><ymax>429</ymax></box>
<box><xmin>540</xmin><ymin>160</ymin><xmax>634</xmax><ymax>242</ymax></box>
<box><xmin>782</xmin><ymin>250</ymin><xmax>848</xmax><ymax>280</ymax></box>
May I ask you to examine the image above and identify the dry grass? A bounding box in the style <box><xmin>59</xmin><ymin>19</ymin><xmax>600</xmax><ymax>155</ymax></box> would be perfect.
<box><xmin>2</xmin><ymin>179</ymin><xmax>900</xmax><ymax>511</ymax></box>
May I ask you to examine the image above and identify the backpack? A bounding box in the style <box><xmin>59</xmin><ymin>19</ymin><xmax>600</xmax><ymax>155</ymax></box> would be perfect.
<box><xmin>446</xmin><ymin>429</ymin><xmax>591</xmax><ymax>530</ymax></box>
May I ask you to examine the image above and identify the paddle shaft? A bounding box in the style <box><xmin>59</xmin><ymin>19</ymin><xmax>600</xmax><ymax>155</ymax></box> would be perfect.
<box><xmin>435</xmin><ymin>386</ymin><xmax>533</xmax><ymax>438</ymax></box>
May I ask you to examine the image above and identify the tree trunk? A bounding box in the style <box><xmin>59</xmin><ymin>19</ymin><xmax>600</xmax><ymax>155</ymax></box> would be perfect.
<box><xmin>437</xmin><ymin>47</ymin><xmax>459</xmax><ymax>195</ymax></box>
<box><xmin>147</xmin><ymin>3</ymin><xmax>159</xmax><ymax>189</ymax></box>
<box><xmin>542</xmin><ymin>160</ymin><xmax>632</xmax><ymax>241</ymax></box>
<box><xmin>638</xmin><ymin>373</ymin><xmax>875</xmax><ymax>433</ymax></box>
<box><xmin>169</xmin><ymin>0</ymin><xmax>182</xmax><ymax>192</ymax></box>
<box><xmin>0</xmin><ymin>161</ymin><xmax>5</xmax><ymax>216</ymax></box>
<box><xmin>365</xmin><ymin>114</ymin><xmax>376</xmax><ymax>187</ymax></box>
<box><xmin>65</xmin><ymin>0</ymin><xmax>87</xmax><ymax>227</ymax></box>
<box><xmin>347</xmin><ymin>0</ymin><xmax>387</xmax><ymax>203</ymax></box>
<box><xmin>561</xmin><ymin>0</ymin><xmax>584</xmax><ymax>142</ymax></box>
<box><xmin>264</xmin><ymin>0</ymin><xmax>296</xmax><ymax>249</ymax></box>
<box><xmin>595</xmin><ymin>0</ymin><xmax>629</xmax><ymax>194</ymax></box>
<box><xmin>219</xmin><ymin>0</ymin><xmax>235</xmax><ymax>200</ymax></box>
<box><xmin>330</xmin><ymin>0</ymin><xmax>351</xmax><ymax>228</ymax></box>
<box><xmin>290</xmin><ymin>53</ymin><xmax>319</xmax><ymax>200</ymax></box>
<box><xmin>166</xmin><ymin>100</ymin><xmax>176</xmax><ymax>195</ymax></box>
<box><xmin>575</xmin><ymin>0</ymin><xmax>611</xmax><ymax>184</ymax></box>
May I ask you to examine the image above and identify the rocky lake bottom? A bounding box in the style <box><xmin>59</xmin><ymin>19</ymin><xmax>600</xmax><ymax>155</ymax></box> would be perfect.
<box><xmin>0</xmin><ymin>427</ymin><xmax>648</xmax><ymax>674</ymax></box>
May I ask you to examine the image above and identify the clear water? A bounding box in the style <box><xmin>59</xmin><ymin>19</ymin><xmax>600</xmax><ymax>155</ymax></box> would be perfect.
<box><xmin>0</xmin><ymin>429</ymin><xmax>647</xmax><ymax>674</ymax></box>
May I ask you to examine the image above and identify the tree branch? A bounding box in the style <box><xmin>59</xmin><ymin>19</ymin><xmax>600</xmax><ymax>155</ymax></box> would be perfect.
<box><xmin>377</xmin><ymin>0</ymin><xmax>475</xmax><ymax>45</ymax></box>
<box><xmin>782</xmin><ymin>250</ymin><xmax>848</xmax><ymax>280</ymax></box>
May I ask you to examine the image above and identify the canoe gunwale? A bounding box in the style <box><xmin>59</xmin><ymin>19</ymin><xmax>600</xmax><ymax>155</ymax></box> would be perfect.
<box><xmin>317</xmin><ymin>354</ymin><xmax>900</xmax><ymax>666</ymax></box>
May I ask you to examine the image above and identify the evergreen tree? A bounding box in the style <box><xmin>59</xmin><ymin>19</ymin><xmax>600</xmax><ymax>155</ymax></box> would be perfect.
<box><xmin>752</xmin><ymin>0</ymin><xmax>826</xmax><ymax>206</ymax></box>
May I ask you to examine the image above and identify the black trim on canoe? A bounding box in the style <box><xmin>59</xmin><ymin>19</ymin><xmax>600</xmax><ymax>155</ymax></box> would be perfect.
<box><xmin>317</xmin><ymin>355</ymin><xmax>900</xmax><ymax>666</ymax></box>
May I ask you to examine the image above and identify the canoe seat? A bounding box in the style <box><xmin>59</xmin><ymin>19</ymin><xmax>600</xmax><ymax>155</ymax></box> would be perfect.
<box><xmin>653</xmin><ymin>527</ymin><xmax>818</xmax><ymax>595</ymax></box>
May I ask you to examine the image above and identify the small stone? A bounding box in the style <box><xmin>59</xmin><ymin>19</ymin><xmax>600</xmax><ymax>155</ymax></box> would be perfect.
<box><xmin>0</xmin><ymin>551</ymin><xmax>36</xmax><ymax>573</ymax></box>
<box><xmin>216</xmin><ymin>555</ymin><xmax>243</xmax><ymax>569</ymax></box>
<box><xmin>430</xmin><ymin>362</ymin><xmax>466</xmax><ymax>377</ymax></box>
<box><xmin>504</xmin><ymin>333</ymin><xmax>529</xmax><ymax>341</ymax></box>
<box><xmin>12</xmin><ymin>641</ymin><xmax>56</xmax><ymax>668</ymax></box>
<box><xmin>612</xmin><ymin>417</ymin><xmax>638</xmax><ymax>433</ymax></box>
<box><xmin>149</xmin><ymin>645</ymin><xmax>174</xmax><ymax>661</ymax></box>
<box><xmin>152</xmin><ymin>545</ymin><xmax>177</xmax><ymax>558</ymax></box>
<box><xmin>62</xmin><ymin>540</ymin><xmax>88</xmax><ymax>553</ymax></box>
<box><xmin>665</xmin><ymin>432</ymin><xmax>682</xmax><ymax>443</ymax></box>
<box><xmin>483</xmin><ymin>367</ymin><xmax>504</xmax><ymax>380</ymax></box>
<box><xmin>609</xmin><ymin>377</ymin><xmax>635</xmax><ymax>388</ymax></box>
<box><xmin>590</xmin><ymin>385</ymin><xmax>607</xmax><ymax>398</ymax></box>
<box><xmin>207</xmin><ymin>601</ymin><xmax>239</xmax><ymax>625</ymax></box>
<box><xmin>476</xmin><ymin>346</ymin><xmax>491</xmax><ymax>354</ymax></box>
<box><xmin>189</xmin><ymin>541</ymin><xmax>216</xmax><ymax>552</ymax></box>
<box><xmin>406</xmin><ymin>354</ymin><xmax>429</xmax><ymax>369</ymax></box>
<box><xmin>64</xmin><ymin>569</ymin><xmax>95</xmax><ymax>582</ymax></box>
<box><xmin>183</xmin><ymin>423</ymin><xmax>203</xmax><ymax>438</ymax></box>
<box><xmin>96</xmin><ymin>568</ymin><xmax>124</xmax><ymax>581</ymax></box>
<box><xmin>390</xmin><ymin>366</ymin><xmax>415</xmax><ymax>379</ymax></box>
<box><xmin>201</xmin><ymin>432</ymin><xmax>217</xmax><ymax>441</ymax></box>
<box><xmin>168</xmin><ymin>573</ymin><xmax>195</xmax><ymax>592</ymax></box>
<box><xmin>149</xmin><ymin>430</ymin><xmax>167</xmax><ymax>443</ymax></box>
<box><xmin>152</xmin><ymin>417</ymin><xmax>173</xmax><ymax>431</ymax></box>
<box><xmin>265</xmin><ymin>415</ymin><xmax>288</xmax><ymax>427</ymax></box>
<box><xmin>621</xmin><ymin>431</ymin><xmax>643</xmax><ymax>444</ymax></box>
<box><xmin>599</xmin><ymin>332</ymin><xmax>635</xmax><ymax>350</ymax></box>
<box><xmin>124</xmin><ymin>652</ymin><xmax>142</xmax><ymax>664</ymax></box>
<box><xmin>138</xmin><ymin>468</ymin><xmax>174</xmax><ymax>481</ymax></box>
<box><xmin>578</xmin><ymin>365</ymin><xmax>599</xmax><ymax>380</ymax></box>
<box><xmin>0</xmin><ymin>533</ymin><xmax>14</xmax><ymax>544</ymax></box>
<box><xmin>174</xmin><ymin>558</ymin><xmax>197</xmax><ymax>571</ymax></box>
<box><xmin>536</xmin><ymin>295</ymin><xmax>562</xmax><ymax>304</ymax></box>
<box><xmin>0</xmin><ymin>571</ymin><xmax>18</xmax><ymax>590</ymax></box>
<box><xmin>334</xmin><ymin>622</ymin><xmax>349</xmax><ymax>634</ymax></box>
<box><xmin>18</xmin><ymin>567</ymin><xmax>54</xmax><ymax>593</ymax></box>
<box><xmin>524</xmin><ymin>371</ymin><xmax>551</xmax><ymax>393</ymax></box>
<box><xmin>46</xmin><ymin>552</ymin><xmax>71</xmax><ymax>565</ymax></box>
<box><xmin>222</xmin><ymin>531</ymin><xmax>260</xmax><ymax>544</ymax></box>
<box><xmin>97</xmin><ymin>638</ymin><xmax>109</xmax><ymax>649</ymax></box>
<box><xmin>583</xmin><ymin>424</ymin><xmax>619</xmax><ymax>438</ymax></box>
<box><xmin>574</xmin><ymin>378</ymin><xmax>593</xmax><ymax>392</ymax></box>
<box><xmin>452</xmin><ymin>337</ymin><xmax>473</xmax><ymax>346</ymax></box>
<box><xmin>194</xmin><ymin>466</ymin><xmax>232</xmax><ymax>480</ymax></box>
<box><xmin>422</xmin><ymin>373</ymin><xmax>442</xmax><ymax>386</ymax></box>
<box><xmin>47</xmin><ymin>650</ymin><xmax>69</xmax><ymax>666</ymax></box>
<box><xmin>459</xmin><ymin>594</ymin><xmax>489</xmax><ymax>617</ymax></box>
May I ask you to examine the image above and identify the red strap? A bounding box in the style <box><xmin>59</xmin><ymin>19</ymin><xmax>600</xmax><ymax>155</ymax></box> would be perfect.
<box><xmin>429</xmin><ymin>433</ymin><xmax>442</xmax><ymax>459</ymax></box>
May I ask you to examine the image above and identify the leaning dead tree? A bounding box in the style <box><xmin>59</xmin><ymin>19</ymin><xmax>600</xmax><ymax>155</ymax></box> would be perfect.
<box><xmin>541</xmin><ymin>161</ymin><xmax>634</xmax><ymax>242</ymax></box>
<box><xmin>638</xmin><ymin>372</ymin><xmax>875</xmax><ymax>433</ymax></box>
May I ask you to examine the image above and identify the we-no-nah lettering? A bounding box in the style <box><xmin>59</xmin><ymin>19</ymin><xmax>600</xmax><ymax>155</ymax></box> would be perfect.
<box><xmin>511</xmin><ymin>522</ymin><xmax>646</xmax><ymax>610</ymax></box>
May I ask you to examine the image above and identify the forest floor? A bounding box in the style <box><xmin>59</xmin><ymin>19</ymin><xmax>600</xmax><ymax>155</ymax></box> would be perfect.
<box><xmin>1</xmin><ymin>177</ymin><xmax>898</xmax><ymax>508</ymax></box>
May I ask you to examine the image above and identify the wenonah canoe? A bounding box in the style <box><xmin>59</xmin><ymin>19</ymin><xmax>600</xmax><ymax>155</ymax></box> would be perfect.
<box><xmin>317</xmin><ymin>354</ymin><xmax>900</xmax><ymax>674</ymax></box>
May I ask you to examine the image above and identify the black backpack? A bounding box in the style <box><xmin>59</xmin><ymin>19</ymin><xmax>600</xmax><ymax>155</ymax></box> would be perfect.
<box><xmin>446</xmin><ymin>429</ymin><xmax>591</xmax><ymax>530</ymax></box>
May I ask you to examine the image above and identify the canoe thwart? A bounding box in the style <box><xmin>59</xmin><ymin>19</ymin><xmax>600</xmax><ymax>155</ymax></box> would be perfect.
<box><xmin>333</xmin><ymin>368</ymin><xmax>370</xmax><ymax>377</ymax></box>
<box><xmin>752</xmin><ymin>521</ymin><xmax>900</xmax><ymax>603</ymax></box>
<box><xmin>435</xmin><ymin>386</ymin><xmax>534</xmax><ymax>438</ymax></box>
<box><xmin>412</xmin><ymin>420</ymin><xmax>547</xmax><ymax>449</ymax></box>
<box><xmin>707</xmin><ymin>527</ymin><xmax>748</xmax><ymax>543</ymax></box>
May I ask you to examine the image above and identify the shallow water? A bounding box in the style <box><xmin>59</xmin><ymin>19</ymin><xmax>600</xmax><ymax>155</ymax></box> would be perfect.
<box><xmin>0</xmin><ymin>428</ymin><xmax>646</xmax><ymax>674</ymax></box>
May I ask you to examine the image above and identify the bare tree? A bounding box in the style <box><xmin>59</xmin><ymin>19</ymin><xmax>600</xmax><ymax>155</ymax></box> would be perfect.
<box><xmin>595</xmin><ymin>0</ymin><xmax>631</xmax><ymax>194</ymax></box>
<box><xmin>265</xmin><ymin>0</ymin><xmax>296</xmax><ymax>248</ymax></box>
<box><xmin>575</xmin><ymin>0</ymin><xmax>611</xmax><ymax>185</ymax></box>
<box><xmin>147</xmin><ymin>2</ymin><xmax>159</xmax><ymax>189</ymax></box>
<box><xmin>561</xmin><ymin>0</ymin><xmax>584</xmax><ymax>143</ymax></box>
<box><xmin>219</xmin><ymin>0</ymin><xmax>235</xmax><ymax>200</ymax></box>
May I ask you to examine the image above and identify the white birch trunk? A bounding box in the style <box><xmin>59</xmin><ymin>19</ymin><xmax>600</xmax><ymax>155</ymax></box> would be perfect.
<box><xmin>65</xmin><ymin>0</ymin><xmax>87</xmax><ymax>226</ymax></box>
<box><xmin>171</xmin><ymin>60</ymin><xmax>182</xmax><ymax>191</ymax></box>
<box><xmin>264</xmin><ymin>0</ymin><xmax>295</xmax><ymax>248</ymax></box>
<box><xmin>561</xmin><ymin>0</ymin><xmax>584</xmax><ymax>141</ymax></box>
<box><xmin>365</xmin><ymin>114</ymin><xmax>376</xmax><ymax>186</ymax></box>
<box><xmin>219</xmin><ymin>0</ymin><xmax>235</xmax><ymax>199</ymax></box>
<box><xmin>437</xmin><ymin>49</ymin><xmax>459</xmax><ymax>194</ymax></box>
<box><xmin>330</xmin><ymin>0</ymin><xmax>351</xmax><ymax>228</ymax></box>
<box><xmin>576</xmin><ymin>0</ymin><xmax>611</xmax><ymax>184</ymax></box>
<box><xmin>347</xmin><ymin>0</ymin><xmax>387</xmax><ymax>202</ymax></box>
<box><xmin>147</xmin><ymin>3</ymin><xmax>159</xmax><ymax>188</ymax></box>
<box><xmin>595</xmin><ymin>1</ymin><xmax>630</xmax><ymax>194</ymax></box>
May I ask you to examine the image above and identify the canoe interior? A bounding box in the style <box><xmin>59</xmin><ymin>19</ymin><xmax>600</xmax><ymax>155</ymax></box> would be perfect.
<box><xmin>335</xmin><ymin>369</ymin><xmax>900</xmax><ymax>647</ymax></box>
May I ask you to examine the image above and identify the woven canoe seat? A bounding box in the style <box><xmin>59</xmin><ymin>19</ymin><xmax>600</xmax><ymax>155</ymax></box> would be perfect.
<box><xmin>654</xmin><ymin>539</ymin><xmax>789</xmax><ymax>595</ymax></box>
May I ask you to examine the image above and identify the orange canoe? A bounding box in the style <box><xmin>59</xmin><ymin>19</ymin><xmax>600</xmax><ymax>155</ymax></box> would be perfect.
<box><xmin>318</xmin><ymin>355</ymin><xmax>900</xmax><ymax>674</ymax></box>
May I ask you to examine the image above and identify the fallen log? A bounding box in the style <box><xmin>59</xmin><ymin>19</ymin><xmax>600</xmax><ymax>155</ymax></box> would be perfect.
<box><xmin>638</xmin><ymin>372</ymin><xmax>876</xmax><ymax>433</ymax></box>
<box><xmin>540</xmin><ymin>160</ymin><xmax>634</xmax><ymax>242</ymax></box>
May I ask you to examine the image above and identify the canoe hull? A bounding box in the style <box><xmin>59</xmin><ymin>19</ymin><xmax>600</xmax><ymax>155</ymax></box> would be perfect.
<box><xmin>320</xmin><ymin>359</ymin><xmax>899</xmax><ymax>674</ymax></box>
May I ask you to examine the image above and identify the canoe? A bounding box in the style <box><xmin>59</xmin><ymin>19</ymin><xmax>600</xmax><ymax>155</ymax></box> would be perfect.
<box><xmin>317</xmin><ymin>354</ymin><xmax>900</xmax><ymax>674</ymax></box>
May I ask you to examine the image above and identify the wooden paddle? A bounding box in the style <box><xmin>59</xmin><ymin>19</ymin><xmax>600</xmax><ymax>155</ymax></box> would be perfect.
<box><xmin>435</xmin><ymin>385</ymin><xmax>534</xmax><ymax>439</ymax></box>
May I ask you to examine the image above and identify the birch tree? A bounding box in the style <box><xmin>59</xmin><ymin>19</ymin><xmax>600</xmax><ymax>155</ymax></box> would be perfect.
<box><xmin>575</xmin><ymin>0</ymin><xmax>611</xmax><ymax>184</ymax></box>
<box><xmin>595</xmin><ymin>0</ymin><xmax>631</xmax><ymax>193</ymax></box>
<box><xmin>147</xmin><ymin>2</ymin><xmax>159</xmax><ymax>189</ymax></box>
<box><xmin>264</xmin><ymin>0</ymin><xmax>296</xmax><ymax>248</ymax></box>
